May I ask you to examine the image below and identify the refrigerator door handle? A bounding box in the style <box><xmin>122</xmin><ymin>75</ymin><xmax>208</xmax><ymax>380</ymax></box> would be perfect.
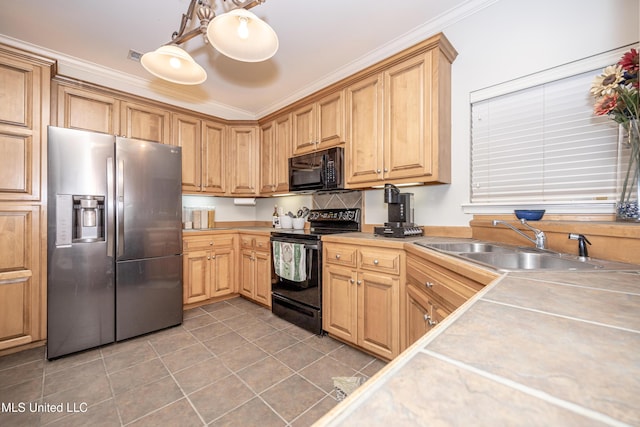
<box><xmin>117</xmin><ymin>159</ymin><xmax>125</xmax><ymax>257</ymax></box>
<box><xmin>106</xmin><ymin>156</ymin><xmax>115</xmax><ymax>257</ymax></box>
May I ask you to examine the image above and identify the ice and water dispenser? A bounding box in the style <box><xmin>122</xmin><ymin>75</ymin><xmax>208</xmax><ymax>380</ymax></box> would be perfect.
<box><xmin>55</xmin><ymin>194</ymin><xmax>105</xmax><ymax>246</ymax></box>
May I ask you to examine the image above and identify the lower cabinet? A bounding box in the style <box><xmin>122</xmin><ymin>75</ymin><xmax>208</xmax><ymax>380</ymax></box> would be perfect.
<box><xmin>239</xmin><ymin>233</ymin><xmax>272</xmax><ymax>307</ymax></box>
<box><xmin>403</xmin><ymin>247</ymin><xmax>498</xmax><ymax>349</ymax></box>
<box><xmin>405</xmin><ymin>283</ymin><xmax>450</xmax><ymax>346</ymax></box>
<box><xmin>323</xmin><ymin>243</ymin><xmax>403</xmax><ymax>360</ymax></box>
<box><xmin>0</xmin><ymin>205</ymin><xmax>44</xmax><ymax>352</ymax></box>
<box><xmin>183</xmin><ymin>234</ymin><xmax>236</xmax><ymax>305</ymax></box>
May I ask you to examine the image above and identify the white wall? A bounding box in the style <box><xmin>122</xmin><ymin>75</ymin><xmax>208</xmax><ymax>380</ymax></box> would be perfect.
<box><xmin>366</xmin><ymin>0</ymin><xmax>639</xmax><ymax>227</ymax></box>
<box><xmin>205</xmin><ymin>0</ymin><xmax>640</xmax><ymax>227</ymax></box>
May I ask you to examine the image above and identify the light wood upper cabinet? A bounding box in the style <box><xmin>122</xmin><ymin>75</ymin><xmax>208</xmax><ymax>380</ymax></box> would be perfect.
<box><xmin>345</xmin><ymin>74</ymin><xmax>384</xmax><ymax>186</ymax></box>
<box><xmin>292</xmin><ymin>91</ymin><xmax>345</xmax><ymax>155</ymax></box>
<box><xmin>0</xmin><ymin>47</ymin><xmax>52</xmax><ymax>201</ymax></box>
<box><xmin>173</xmin><ymin>114</ymin><xmax>226</xmax><ymax>195</ymax></box>
<box><xmin>259</xmin><ymin>120</ymin><xmax>276</xmax><ymax>194</ymax></box>
<box><xmin>173</xmin><ymin>113</ymin><xmax>201</xmax><ymax>192</ymax></box>
<box><xmin>54</xmin><ymin>85</ymin><xmax>119</xmax><ymax>134</ymax></box>
<box><xmin>202</xmin><ymin>120</ymin><xmax>226</xmax><ymax>195</ymax></box>
<box><xmin>345</xmin><ymin>36</ymin><xmax>455</xmax><ymax>187</ymax></box>
<box><xmin>260</xmin><ymin>113</ymin><xmax>291</xmax><ymax>195</ymax></box>
<box><xmin>120</xmin><ymin>100</ymin><xmax>171</xmax><ymax>144</ymax></box>
<box><xmin>227</xmin><ymin>125</ymin><xmax>259</xmax><ymax>196</ymax></box>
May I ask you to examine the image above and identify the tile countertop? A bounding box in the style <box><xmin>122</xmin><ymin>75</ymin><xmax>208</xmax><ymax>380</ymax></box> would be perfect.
<box><xmin>314</xmin><ymin>240</ymin><xmax>640</xmax><ymax>426</ymax></box>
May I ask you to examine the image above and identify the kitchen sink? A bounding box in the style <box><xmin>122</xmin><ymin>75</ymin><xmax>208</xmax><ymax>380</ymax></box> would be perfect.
<box><xmin>419</xmin><ymin>242</ymin><xmax>514</xmax><ymax>253</ymax></box>
<box><xmin>413</xmin><ymin>240</ymin><xmax>623</xmax><ymax>271</ymax></box>
<box><xmin>461</xmin><ymin>252</ymin><xmax>601</xmax><ymax>271</ymax></box>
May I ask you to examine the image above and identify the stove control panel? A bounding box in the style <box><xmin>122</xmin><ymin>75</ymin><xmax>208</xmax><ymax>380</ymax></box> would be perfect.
<box><xmin>308</xmin><ymin>208</ymin><xmax>360</xmax><ymax>223</ymax></box>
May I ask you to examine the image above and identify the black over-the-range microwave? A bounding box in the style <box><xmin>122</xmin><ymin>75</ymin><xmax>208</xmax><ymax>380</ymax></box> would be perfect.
<box><xmin>288</xmin><ymin>147</ymin><xmax>344</xmax><ymax>192</ymax></box>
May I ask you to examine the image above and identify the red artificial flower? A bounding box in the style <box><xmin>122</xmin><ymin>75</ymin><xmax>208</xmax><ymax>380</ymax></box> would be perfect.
<box><xmin>593</xmin><ymin>93</ymin><xmax>618</xmax><ymax>116</ymax></box>
<box><xmin>618</xmin><ymin>48</ymin><xmax>639</xmax><ymax>74</ymax></box>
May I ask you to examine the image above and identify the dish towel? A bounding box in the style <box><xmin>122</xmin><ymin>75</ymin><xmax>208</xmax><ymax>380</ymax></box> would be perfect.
<box><xmin>272</xmin><ymin>241</ymin><xmax>307</xmax><ymax>282</ymax></box>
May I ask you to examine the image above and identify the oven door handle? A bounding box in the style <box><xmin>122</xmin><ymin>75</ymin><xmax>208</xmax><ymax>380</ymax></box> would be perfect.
<box><xmin>271</xmin><ymin>238</ymin><xmax>320</xmax><ymax>250</ymax></box>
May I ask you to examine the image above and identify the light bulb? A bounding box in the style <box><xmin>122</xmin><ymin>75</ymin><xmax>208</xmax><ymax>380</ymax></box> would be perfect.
<box><xmin>237</xmin><ymin>17</ymin><xmax>249</xmax><ymax>40</ymax></box>
<box><xmin>169</xmin><ymin>57</ymin><xmax>182</xmax><ymax>69</ymax></box>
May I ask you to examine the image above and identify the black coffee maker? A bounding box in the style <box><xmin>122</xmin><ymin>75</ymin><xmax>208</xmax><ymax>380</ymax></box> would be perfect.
<box><xmin>374</xmin><ymin>184</ymin><xmax>423</xmax><ymax>238</ymax></box>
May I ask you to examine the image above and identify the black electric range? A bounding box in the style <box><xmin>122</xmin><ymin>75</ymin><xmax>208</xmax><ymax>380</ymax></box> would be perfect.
<box><xmin>270</xmin><ymin>208</ymin><xmax>360</xmax><ymax>334</ymax></box>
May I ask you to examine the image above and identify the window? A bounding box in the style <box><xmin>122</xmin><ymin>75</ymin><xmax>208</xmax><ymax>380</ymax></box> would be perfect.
<box><xmin>468</xmin><ymin>45</ymin><xmax>634</xmax><ymax>213</ymax></box>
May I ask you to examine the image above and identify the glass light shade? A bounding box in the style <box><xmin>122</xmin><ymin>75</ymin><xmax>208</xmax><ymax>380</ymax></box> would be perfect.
<box><xmin>140</xmin><ymin>45</ymin><xmax>207</xmax><ymax>85</ymax></box>
<box><xmin>206</xmin><ymin>8</ymin><xmax>278</xmax><ymax>62</ymax></box>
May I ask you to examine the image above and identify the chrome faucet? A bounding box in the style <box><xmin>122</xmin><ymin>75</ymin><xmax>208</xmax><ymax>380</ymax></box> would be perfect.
<box><xmin>492</xmin><ymin>219</ymin><xmax>547</xmax><ymax>249</ymax></box>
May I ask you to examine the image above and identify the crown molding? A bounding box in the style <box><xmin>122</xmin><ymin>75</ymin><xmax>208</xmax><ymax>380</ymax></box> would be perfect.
<box><xmin>255</xmin><ymin>0</ymin><xmax>499</xmax><ymax>117</ymax></box>
<box><xmin>0</xmin><ymin>0</ymin><xmax>497</xmax><ymax>120</ymax></box>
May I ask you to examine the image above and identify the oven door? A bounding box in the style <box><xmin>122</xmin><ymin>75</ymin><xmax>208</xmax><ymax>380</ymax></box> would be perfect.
<box><xmin>270</xmin><ymin>236</ymin><xmax>322</xmax><ymax>309</ymax></box>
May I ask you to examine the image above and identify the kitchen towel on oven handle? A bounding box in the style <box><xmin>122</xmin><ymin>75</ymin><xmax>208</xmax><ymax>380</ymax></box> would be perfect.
<box><xmin>272</xmin><ymin>241</ymin><xmax>307</xmax><ymax>282</ymax></box>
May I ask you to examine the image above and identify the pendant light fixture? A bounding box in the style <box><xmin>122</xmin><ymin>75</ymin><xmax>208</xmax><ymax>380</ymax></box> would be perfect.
<box><xmin>140</xmin><ymin>0</ymin><xmax>277</xmax><ymax>85</ymax></box>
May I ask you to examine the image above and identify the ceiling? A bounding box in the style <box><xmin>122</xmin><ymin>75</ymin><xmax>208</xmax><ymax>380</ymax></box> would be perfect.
<box><xmin>0</xmin><ymin>0</ymin><xmax>494</xmax><ymax>119</ymax></box>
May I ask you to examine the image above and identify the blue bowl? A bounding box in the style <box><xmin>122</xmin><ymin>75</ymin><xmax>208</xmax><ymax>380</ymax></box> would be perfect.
<box><xmin>514</xmin><ymin>210</ymin><xmax>545</xmax><ymax>221</ymax></box>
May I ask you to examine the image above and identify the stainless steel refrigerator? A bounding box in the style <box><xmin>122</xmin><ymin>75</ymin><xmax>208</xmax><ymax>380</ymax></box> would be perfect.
<box><xmin>47</xmin><ymin>126</ymin><xmax>183</xmax><ymax>359</ymax></box>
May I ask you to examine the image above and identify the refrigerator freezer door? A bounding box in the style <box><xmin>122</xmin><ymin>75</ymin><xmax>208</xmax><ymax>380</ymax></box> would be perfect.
<box><xmin>116</xmin><ymin>255</ymin><xmax>183</xmax><ymax>341</ymax></box>
<box><xmin>115</xmin><ymin>138</ymin><xmax>182</xmax><ymax>261</ymax></box>
<box><xmin>47</xmin><ymin>127</ymin><xmax>116</xmax><ymax>359</ymax></box>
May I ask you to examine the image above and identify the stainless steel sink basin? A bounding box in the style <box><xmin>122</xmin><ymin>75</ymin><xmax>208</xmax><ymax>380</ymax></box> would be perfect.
<box><xmin>420</xmin><ymin>242</ymin><xmax>514</xmax><ymax>253</ymax></box>
<box><xmin>461</xmin><ymin>252</ymin><xmax>600</xmax><ymax>271</ymax></box>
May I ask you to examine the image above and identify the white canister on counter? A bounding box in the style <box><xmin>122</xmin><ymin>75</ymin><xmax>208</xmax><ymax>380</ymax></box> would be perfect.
<box><xmin>279</xmin><ymin>215</ymin><xmax>292</xmax><ymax>229</ymax></box>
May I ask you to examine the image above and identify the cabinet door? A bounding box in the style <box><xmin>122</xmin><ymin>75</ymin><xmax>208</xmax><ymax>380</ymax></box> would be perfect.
<box><xmin>239</xmin><ymin>249</ymin><xmax>255</xmax><ymax>298</ymax></box>
<box><xmin>274</xmin><ymin>113</ymin><xmax>292</xmax><ymax>193</ymax></box>
<box><xmin>317</xmin><ymin>90</ymin><xmax>345</xmax><ymax>149</ymax></box>
<box><xmin>0</xmin><ymin>54</ymin><xmax>49</xmax><ymax>201</ymax></box>
<box><xmin>358</xmin><ymin>271</ymin><xmax>399</xmax><ymax>359</ymax></box>
<box><xmin>0</xmin><ymin>205</ymin><xmax>42</xmax><ymax>350</ymax></box>
<box><xmin>345</xmin><ymin>74</ymin><xmax>384</xmax><ymax>186</ymax></box>
<box><xmin>228</xmin><ymin>125</ymin><xmax>258</xmax><ymax>196</ymax></box>
<box><xmin>254</xmin><ymin>250</ymin><xmax>272</xmax><ymax>307</ymax></box>
<box><xmin>211</xmin><ymin>246</ymin><xmax>235</xmax><ymax>298</ymax></box>
<box><xmin>173</xmin><ymin>114</ymin><xmax>201</xmax><ymax>192</ymax></box>
<box><xmin>120</xmin><ymin>101</ymin><xmax>171</xmax><ymax>144</ymax></box>
<box><xmin>55</xmin><ymin>85</ymin><xmax>119</xmax><ymax>134</ymax></box>
<box><xmin>292</xmin><ymin>103</ymin><xmax>316</xmax><ymax>155</ymax></box>
<box><xmin>183</xmin><ymin>250</ymin><xmax>211</xmax><ymax>304</ymax></box>
<box><xmin>202</xmin><ymin>120</ymin><xmax>226</xmax><ymax>195</ymax></box>
<box><xmin>323</xmin><ymin>264</ymin><xmax>358</xmax><ymax>344</ymax></box>
<box><xmin>259</xmin><ymin>120</ymin><xmax>277</xmax><ymax>194</ymax></box>
<box><xmin>405</xmin><ymin>283</ymin><xmax>431</xmax><ymax>347</ymax></box>
<box><xmin>384</xmin><ymin>52</ymin><xmax>433</xmax><ymax>180</ymax></box>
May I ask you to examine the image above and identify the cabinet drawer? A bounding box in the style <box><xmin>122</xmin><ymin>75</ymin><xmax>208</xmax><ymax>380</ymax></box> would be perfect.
<box><xmin>240</xmin><ymin>235</ymin><xmax>255</xmax><ymax>249</ymax></box>
<box><xmin>183</xmin><ymin>236</ymin><xmax>216</xmax><ymax>251</ymax></box>
<box><xmin>184</xmin><ymin>234</ymin><xmax>234</xmax><ymax>252</ymax></box>
<box><xmin>359</xmin><ymin>248</ymin><xmax>402</xmax><ymax>275</ymax></box>
<box><xmin>254</xmin><ymin>235</ymin><xmax>271</xmax><ymax>251</ymax></box>
<box><xmin>324</xmin><ymin>244</ymin><xmax>357</xmax><ymax>267</ymax></box>
<box><xmin>407</xmin><ymin>255</ymin><xmax>483</xmax><ymax>310</ymax></box>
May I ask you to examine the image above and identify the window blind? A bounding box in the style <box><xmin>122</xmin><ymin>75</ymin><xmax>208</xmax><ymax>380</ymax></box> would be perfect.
<box><xmin>470</xmin><ymin>70</ymin><xmax>620</xmax><ymax>205</ymax></box>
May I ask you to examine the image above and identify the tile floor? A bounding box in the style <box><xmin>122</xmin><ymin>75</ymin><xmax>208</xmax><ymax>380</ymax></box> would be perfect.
<box><xmin>0</xmin><ymin>297</ymin><xmax>386</xmax><ymax>426</ymax></box>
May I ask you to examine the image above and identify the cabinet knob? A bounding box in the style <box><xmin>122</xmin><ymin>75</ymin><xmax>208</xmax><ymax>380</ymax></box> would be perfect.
<box><xmin>428</xmin><ymin>318</ymin><xmax>438</xmax><ymax>326</ymax></box>
<box><xmin>211</xmin><ymin>256</ymin><xmax>216</xmax><ymax>259</ymax></box>
<box><xmin>376</xmin><ymin>169</ymin><xmax>381</xmax><ymax>173</ymax></box>
<box><xmin>357</xmin><ymin>280</ymin><xmax>362</xmax><ymax>285</ymax></box>
<box><xmin>209</xmin><ymin>241</ymin><xmax>213</xmax><ymax>246</ymax></box>
<box><xmin>373</xmin><ymin>259</ymin><xmax>379</xmax><ymax>265</ymax></box>
<box><xmin>207</xmin><ymin>256</ymin><xmax>211</xmax><ymax>260</ymax></box>
<box><xmin>423</xmin><ymin>314</ymin><xmax>430</xmax><ymax>321</ymax></box>
<box><xmin>384</xmin><ymin>168</ymin><xmax>388</xmax><ymax>173</ymax></box>
<box><xmin>336</xmin><ymin>254</ymin><xmax>341</xmax><ymax>259</ymax></box>
<box><xmin>425</xmin><ymin>281</ymin><xmax>433</xmax><ymax>288</ymax></box>
<box><xmin>350</xmin><ymin>278</ymin><xmax>355</xmax><ymax>284</ymax></box>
